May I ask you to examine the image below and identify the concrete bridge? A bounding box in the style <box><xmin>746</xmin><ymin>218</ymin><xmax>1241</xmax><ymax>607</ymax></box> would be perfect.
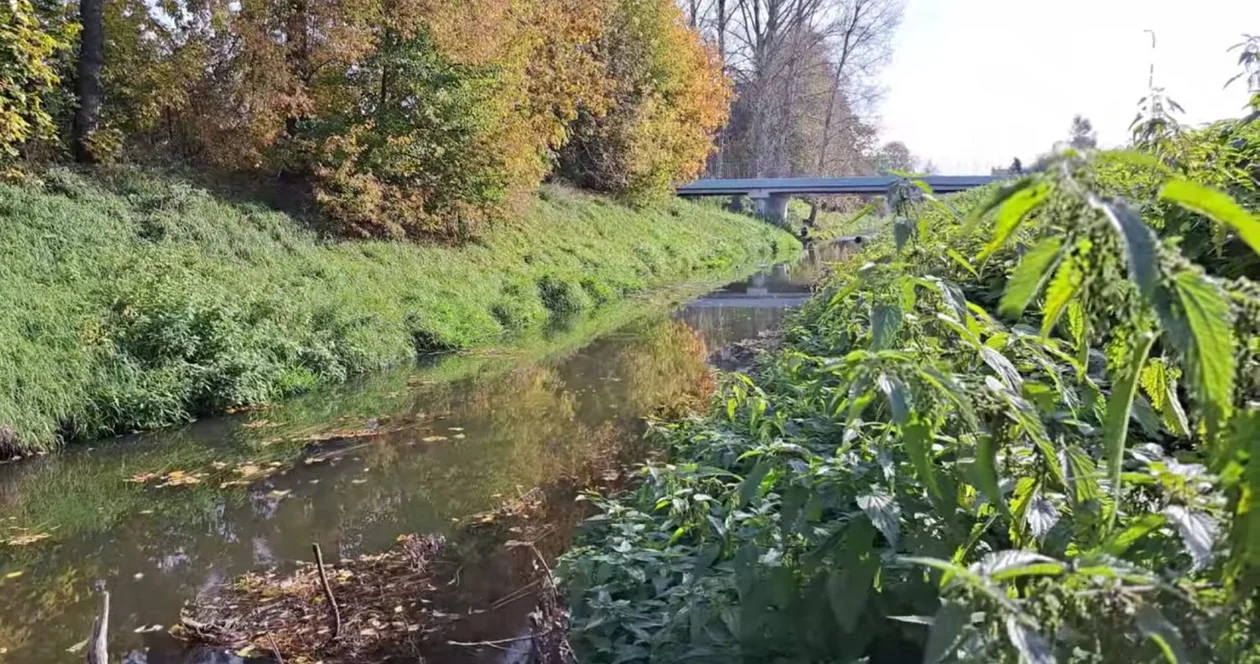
<box><xmin>676</xmin><ymin>175</ymin><xmax>998</xmax><ymax>223</ymax></box>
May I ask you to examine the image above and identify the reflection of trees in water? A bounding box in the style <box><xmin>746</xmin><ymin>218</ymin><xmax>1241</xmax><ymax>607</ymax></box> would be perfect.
<box><xmin>678</xmin><ymin>306</ymin><xmax>790</xmax><ymax>349</ymax></box>
<box><xmin>0</xmin><ymin>312</ymin><xmax>718</xmax><ymax>661</ymax></box>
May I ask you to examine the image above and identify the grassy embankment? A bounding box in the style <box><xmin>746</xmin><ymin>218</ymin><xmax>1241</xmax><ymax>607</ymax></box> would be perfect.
<box><xmin>0</xmin><ymin>168</ymin><xmax>798</xmax><ymax>455</ymax></box>
<box><xmin>561</xmin><ymin>120</ymin><xmax>1260</xmax><ymax>662</ymax></box>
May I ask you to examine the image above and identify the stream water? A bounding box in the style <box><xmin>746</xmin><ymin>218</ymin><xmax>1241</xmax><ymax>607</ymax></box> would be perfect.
<box><xmin>0</xmin><ymin>241</ymin><xmax>854</xmax><ymax>663</ymax></box>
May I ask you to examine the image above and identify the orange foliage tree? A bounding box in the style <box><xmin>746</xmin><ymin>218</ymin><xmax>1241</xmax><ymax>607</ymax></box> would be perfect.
<box><xmin>558</xmin><ymin>0</ymin><xmax>731</xmax><ymax>205</ymax></box>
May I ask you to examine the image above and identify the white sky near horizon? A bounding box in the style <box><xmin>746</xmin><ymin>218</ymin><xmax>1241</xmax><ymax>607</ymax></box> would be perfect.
<box><xmin>876</xmin><ymin>0</ymin><xmax>1260</xmax><ymax>174</ymax></box>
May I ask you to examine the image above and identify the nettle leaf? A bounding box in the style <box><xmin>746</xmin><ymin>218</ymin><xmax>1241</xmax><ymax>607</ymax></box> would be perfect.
<box><xmin>1106</xmin><ymin>513</ymin><xmax>1167</xmax><ymax>556</ymax></box>
<box><xmin>981</xmin><ymin>347</ymin><xmax>1023</xmax><ymax>391</ymax></box>
<box><xmin>871</xmin><ymin>304</ymin><xmax>903</xmax><ymax>351</ymax></box>
<box><xmin>1004</xmin><ymin>616</ymin><xmax>1055</xmax><ymax>664</ymax></box>
<box><xmin>1134</xmin><ymin>604</ymin><xmax>1188</xmax><ymax>664</ymax></box>
<box><xmin>923</xmin><ymin>602</ymin><xmax>970</xmax><ymax>664</ymax></box>
<box><xmin>964</xmin><ymin>177</ymin><xmax>1036</xmax><ymax>229</ymax></box>
<box><xmin>858</xmin><ymin>489</ymin><xmax>901</xmax><ymax>547</ymax></box>
<box><xmin>1164</xmin><ymin>505</ymin><xmax>1219</xmax><ymax>570</ymax></box>
<box><xmin>1065</xmin><ymin>445</ymin><xmax>1103</xmax><ymax>506</ymax></box>
<box><xmin>1000</xmin><ymin>237</ymin><xmax>1063</xmax><ymax>318</ymax></box>
<box><xmin>1095</xmin><ymin>199</ymin><xmax>1160</xmax><ymax>299</ymax></box>
<box><xmin>894</xmin><ymin>218</ymin><xmax>914</xmax><ymax>251</ymax></box>
<box><xmin>738</xmin><ymin>461</ymin><xmax>771</xmax><ymax>508</ymax></box>
<box><xmin>971</xmin><ymin>550</ymin><xmax>1066</xmax><ymax>581</ymax></box>
<box><xmin>903</xmin><ymin>422</ymin><xmax>943</xmax><ymax>505</ymax></box>
<box><xmin>1040</xmin><ymin>252</ymin><xmax>1083</xmax><ymax>337</ymax></box>
<box><xmin>876</xmin><ymin>373</ymin><xmax>911</xmax><ymax>424</ymax></box>
<box><xmin>975</xmin><ymin>432</ymin><xmax>1011</xmax><ymax>520</ymax></box>
<box><xmin>1027</xmin><ymin>494</ymin><xmax>1060</xmax><ymax>541</ymax></box>
<box><xmin>1160</xmin><ymin>179</ymin><xmax>1260</xmax><ymax>257</ymax></box>
<box><xmin>827</xmin><ymin>552</ymin><xmax>880</xmax><ymax>632</ymax></box>
<box><xmin>979</xmin><ymin>182</ymin><xmax>1053</xmax><ymax>261</ymax></box>
<box><xmin>1103</xmin><ymin>331</ymin><xmax>1158</xmax><ymax>530</ymax></box>
<box><xmin>1167</xmin><ymin>270</ymin><xmax>1236</xmax><ymax>435</ymax></box>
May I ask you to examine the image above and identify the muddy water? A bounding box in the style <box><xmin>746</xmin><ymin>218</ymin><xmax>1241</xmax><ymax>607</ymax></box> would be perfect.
<box><xmin>0</xmin><ymin>242</ymin><xmax>853</xmax><ymax>663</ymax></box>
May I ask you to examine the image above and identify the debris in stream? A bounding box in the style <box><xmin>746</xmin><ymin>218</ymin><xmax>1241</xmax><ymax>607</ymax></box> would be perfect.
<box><xmin>178</xmin><ymin>534</ymin><xmax>448</xmax><ymax>663</ymax></box>
<box><xmin>2</xmin><ymin>527</ymin><xmax>53</xmax><ymax>547</ymax></box>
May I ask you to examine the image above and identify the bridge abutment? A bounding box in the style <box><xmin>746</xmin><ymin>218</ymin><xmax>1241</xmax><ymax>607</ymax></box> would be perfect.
<box><xmin>749</xmin><ymin>190</ymin><xmax>790</xmax><ymax>225</ymax></box>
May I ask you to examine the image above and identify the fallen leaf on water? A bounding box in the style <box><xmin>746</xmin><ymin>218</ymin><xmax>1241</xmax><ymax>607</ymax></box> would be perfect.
<box><xmin>237</xmin><ymin>464</ymin><xmax>262</xmax><ymax>477</ymax></box>
<box><xmin>453</xmin><ymin>434</ymin><xmax>466</xmax><ymax>440</ymax></box>
<box><xmin>133</xmin><ymin>572</ymin><xmax>144</xmax><ymax>580</ymax></box>
<box><xmin>66</xmin><ymin>639</ymin><xmax>88</xmax><ymax>653</ymax></box>
<box><xmin>5</xmin><ymin>570</ymin><xmax>23</xmax><ymax>579</ymax></box>
<box><xmin>211</xmin><ymin>461</ymin><xmax>229</xmax><ymax>470</ymax></box>
<box><xmin>422</xmin><ymin>435</ymin><xmax>448</xmax><ymax>443</ymax></box>
<box><xmin>243</xmin><ymin>420</ymin><xmax>277</xmax><ymax>429</ymax></box>
<box><xmin>268</xmin><ymin>490</ymin><xmax>292</xmax><ymax>499</ymax></box>
<box><xmin>126</xmin><ymin>472</ymin><xmax>159</xmax><ymax>484</ymax></box>
<box><xmin>157</xmin><ymin>470</ymin><xmax>203</xmax><ymax>487</ymax></box>
<box><xmin>351</xmin><ymin>479</ymin><xmax>367</xmax><ymax>484</ymax></box>
<box><xmin>236</xmin><ymin>645</ymin><xmax>257</xmax><ymax>657</ymax></box>
<box><xmin>138</xmin><ymin>509</ymin><xmax>154</xmax><ymax>515</ymax></box>
<box><xmin>448</xmin><ymin>427</ymin><xmax>465</xmax><ymax>432</ymax></box>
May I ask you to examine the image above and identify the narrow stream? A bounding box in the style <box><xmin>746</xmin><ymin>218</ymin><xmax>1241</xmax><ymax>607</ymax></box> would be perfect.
<box><xmin>0</xmin><ymin>241</ymin><xmax>854</xmax><ymax>663</ymax></box>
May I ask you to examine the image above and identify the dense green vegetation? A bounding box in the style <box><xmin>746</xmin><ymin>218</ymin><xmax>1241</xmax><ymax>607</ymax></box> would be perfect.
<box><xmin>560</xmin><ymin>119</ymin><xmax>1260</xmax><ymax>661</ymax></box>
<box><xmin>1</xmin><ymin>0</ymin><xmax>729</xmax><ymax>239</ymax></box>
<box><xmin>0</xmin><ymin>169</ymin><xmax>797</xmax><ymax>455</ymax></box>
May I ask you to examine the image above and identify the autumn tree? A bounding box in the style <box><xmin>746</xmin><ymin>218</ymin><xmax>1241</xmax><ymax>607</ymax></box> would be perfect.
<box><xmin>559</xmin><ymin>0</ymin><xmax>731</xmax><ymax>205</ymax></box>
<box><xmin>0</xmin><ymin>0</ymin><xmax>71</xmax><ymax>161</ymax></box>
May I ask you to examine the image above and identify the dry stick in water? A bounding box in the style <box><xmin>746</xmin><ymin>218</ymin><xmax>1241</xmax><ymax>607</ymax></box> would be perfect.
<box><xmin>311</xmin><ymin>542</ymin><xmax>343</xmax><ymax>643</ymax></box>
<box><xmin>86</xmin><ymin>583</ymin><xmax>110</xmax><ymax>664</ymax></box>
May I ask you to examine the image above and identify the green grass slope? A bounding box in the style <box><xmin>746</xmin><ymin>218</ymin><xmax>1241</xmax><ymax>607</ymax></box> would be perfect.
<box><xmin>0</xmin><ymin>168</ymin><xmax>798</xmax><ymax>454</ymax></box>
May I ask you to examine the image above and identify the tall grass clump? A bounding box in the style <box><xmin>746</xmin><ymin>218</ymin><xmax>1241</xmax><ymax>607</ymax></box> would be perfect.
<box><xmin>560</xmin><ymin>119</ymin><xmax>1260</xmax><ymax>662</ymax></box>
<box><xmin>0</xmin><ymin>168</ymin><xmax>798</xmax><ymax>455</ymax></box>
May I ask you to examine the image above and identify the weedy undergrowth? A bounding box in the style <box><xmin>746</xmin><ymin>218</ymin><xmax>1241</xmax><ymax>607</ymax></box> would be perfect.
<box><xmin>559</xmin><ymin>118</ymin><xmax>1260</xmax><ymax>662</ymax></box>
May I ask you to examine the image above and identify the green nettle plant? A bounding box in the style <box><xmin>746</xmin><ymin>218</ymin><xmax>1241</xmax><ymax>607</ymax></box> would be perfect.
<box><xmin>559</xmin><ymin>117</ymin><xmax>1260</xmax><ymax>662</ymax></box>
<box><xmin>1226</xmin><ymin>34</ymin><xmax>1260</xmax><ymax>122</ymax></box>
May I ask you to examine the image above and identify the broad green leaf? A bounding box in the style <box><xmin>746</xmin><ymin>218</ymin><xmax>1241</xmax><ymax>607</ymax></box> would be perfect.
<box><xmin>1161</xmin><ymin>179</ymin><xmax>1260</xmax><ymax>257</ymax></box>
<box><xmin>981</xmin><ymin>347</ymin><xmax>1023</xmax><ymax>391</ymax></box>
<box><xmin>903</xmin><ymin>422</ymin><xmax>942</xmax><ymax>505</ymax></box>
<box><xmin>923</xmin><ymin>602</ymin><xmax>970</xmax><ymax>664</ymax></box>
<box><xmin>1096</xmin><ymin>149</ymin><xmax>1176</xmax><ymax>175</ymax></box>
<box><xmin>964</xmin><ymin>177</ymin><xmax>1036</xmax><ymax>236</ymax></box>
<box><xmin>916</xmin><ymin>366</ymin><xmax>980</xmax><ymax>429</ymax></box>
<box><xmin>1167</xmin><ymin>270</ymin><xmax>1236</xmax><ymax>437</ymax></box>
<box><xmin>971</xmin><ymin>550</ymin><xmax>1066</xmax><ymax>581</ymax></box>
<box><xmin>858</xmin><ymin>489</ymin><xmax>901</xmax><ymax>547</ymax></box>
<box><xmin>1165</xmin><ymin>505</ymin><xmax>1219</xmax><ymax>571</ymax></box>
<box><xmin>894</xmin><ymin>218</ymin><xmax>913</xmax><ymax>251</ymax></box>
<box><xmin>1000</xmin><ymin>237</ymin><xmax>1063</xmax><ymax>317</ymax></box>
<box><xmin>1095</xmin><ymin>199</ymin><xmax>1160</xmax><ymax>299</ymax></box>
<box><xmin>979</xmin><ymin>182</ymin><xmax>1053</xmax><ymax>260</ymax></box>
<box><xmin>1105</xmin><ymin>513</ymin><xmax>1167</xmax><ymax>556</ymax></box>
<box><xmin>1065</xmin><ymin>445</ymin><xmax>1103</xmax><ymax>506</ymax></box>
<box><xmin>946</xmin><ymin>249</ymin><xmax>979</xmax><ymax>277</ymax></box>
<box><xmin>1027</xmin><ymin>495</ymin><xmax>1059</xmax><ymax>541</ymax></box>
<box><xmin>1102</xmin><ymin>331</ymin><xmax>1157</xmax><ymax>530</ymax></box>
<box><xmin>975</xmin><ymin>434</ymin><xmax>1011</xmax><ymax>521</ymax></box>
<box><xmin>1233</xmin><ymin>411</ymin><xmax>1260</xmax><ymax>572</ymax></box>
<box><xmin>738</xmin><ymin>461</ymin><xmax>771</xmax><ymax>508</ymax></box>
<box><xmin>1004</xmin><ymin>617</ymin><xmax>1055</xmax><ymax>664</ymax></box>
<box><xmin>876</xmin><ymin>373</ymin><xmax>910</xmax><ymax>424</ymax></box>
<box><xmin>1134</xmin><ymin>604</ymin><xmax>1188</xmax><ymax>663</ymax></box>
<box><xmin>827</xmin><ymin>553</ymin><xmax>880</xmax><ymax>632</ymax></box>
<box><xmin>1040</xmin><ymin>253</ymin><xmax>1083</xmax><ymax>337</ymax></box>
<box><xmin>871</xmin><ymin>304</ymin><xmax>903</xmax><ymax>351</ymax></box>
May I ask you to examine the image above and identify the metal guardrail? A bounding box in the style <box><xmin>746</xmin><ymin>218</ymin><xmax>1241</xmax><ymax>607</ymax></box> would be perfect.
<box><xmin>676</xmin><ymin>175</ymin><xmax>998</xmax><ymax>197</ymax></box>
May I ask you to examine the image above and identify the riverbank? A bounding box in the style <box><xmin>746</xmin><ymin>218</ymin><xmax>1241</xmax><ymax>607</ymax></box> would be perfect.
<box><xmin>558</xmin><ymin>136</ymin><xmax>1260</xmax><ymax>661</ymax></box>
<box><xmin>0</xmin><ymin>168</ymin><xmax>798</xmax><ymax>455</ymax></box>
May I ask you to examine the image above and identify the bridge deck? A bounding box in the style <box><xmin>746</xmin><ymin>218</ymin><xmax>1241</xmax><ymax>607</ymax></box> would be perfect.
<box><xmin>676</xmin><ymin>175</ymin><xmax>997</xmax><ymax>197</ymax></box>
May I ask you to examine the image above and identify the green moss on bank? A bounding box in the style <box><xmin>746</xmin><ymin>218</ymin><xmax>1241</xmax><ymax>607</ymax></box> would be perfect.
<box><xmin>0</xmin><ymin>168</ymin><xmax>798</xmax><ymax>454</ymax></box>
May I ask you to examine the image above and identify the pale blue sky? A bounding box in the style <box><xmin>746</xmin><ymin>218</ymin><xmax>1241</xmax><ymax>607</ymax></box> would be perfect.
<box><xmin>877</xmin><ymin>0</ymin><xmax>1260</xmax><ymax>173</ymax></box>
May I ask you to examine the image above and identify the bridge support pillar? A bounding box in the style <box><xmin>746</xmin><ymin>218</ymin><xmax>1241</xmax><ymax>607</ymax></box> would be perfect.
<box><xmin>748</xmin><ymin>190</ymin><xmax>790</xmax><ymax>225</ymax></box>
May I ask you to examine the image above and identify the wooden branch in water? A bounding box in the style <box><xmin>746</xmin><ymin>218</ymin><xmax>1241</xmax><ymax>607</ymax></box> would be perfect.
<box><xmin>311</xmin><ymin>542</ymin><xmax>343</xmax><ymax>643</ymax></box>
<box><xmin>86</xmin><ymin>584</ymin><xmax>110</xmax><ymax>664</ymax></box>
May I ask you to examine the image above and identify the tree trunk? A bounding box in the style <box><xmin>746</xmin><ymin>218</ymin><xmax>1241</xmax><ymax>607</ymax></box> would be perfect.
<box><xmin>73</xmin><ymin>0</ymin><xmax>105</xmax><ymax>163</ymax></box>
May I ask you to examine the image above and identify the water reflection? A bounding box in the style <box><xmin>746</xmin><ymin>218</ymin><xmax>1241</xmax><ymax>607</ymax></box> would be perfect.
<box><xmin>0</xmin><ymin>245</ymin><xmax>855</xmax><ymax>662</ymax></box>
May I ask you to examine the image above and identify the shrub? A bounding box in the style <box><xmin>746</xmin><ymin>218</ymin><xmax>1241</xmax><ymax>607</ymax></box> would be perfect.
<box><xmin>561</xmin><ymin>121</ymin><xmax>1260</xmax><ymax>662</ymax></box>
